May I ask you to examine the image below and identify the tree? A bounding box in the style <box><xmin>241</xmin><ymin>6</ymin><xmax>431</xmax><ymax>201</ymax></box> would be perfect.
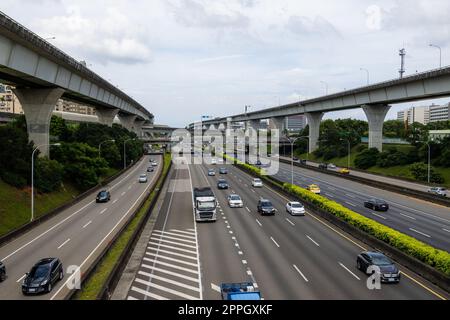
<box><xmin>35</xmin><ymin>157</ymin><xmax>63</xmax><ymax>193</ymax></box>
<box><xmin>409</xmin><ymin>162</ymin><xmax>444</xmax><ymax>184</ymax></box>
<box><xmin>354</xmin><ymin>148</ymin><xmax>380</xmax><ymax>169</ymax></box>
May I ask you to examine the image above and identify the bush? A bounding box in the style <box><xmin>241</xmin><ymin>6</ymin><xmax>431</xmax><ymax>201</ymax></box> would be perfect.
<box><xmin>0</xmin><ymin>171</ymin><xmax>27</xmax><ymax>189</ymax></box>
<box><xmin>377</xmin><ymin>149</ymin><xmax>410</xmax><ymax>167</ymax></box>
<box><xmin>35</xmin><ymin>158</ymin><xmax>64</xmax><ymax>193</ymax></box>
<box><xmin>354</xmin><ymin>148</ymin><xmax>379</xmax><ymax>169</ymax></box>
<box><xmin>356</xmin><ymin>144</ymin><xmax>366</xmax><ymax>152</ymax></box>
<box><xmin>409</xmin><ymin>163</ymin><xmax>444</xmax><ymax>184</ymax></box>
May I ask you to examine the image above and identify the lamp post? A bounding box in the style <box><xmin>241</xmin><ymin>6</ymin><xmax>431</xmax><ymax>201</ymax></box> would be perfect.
<box><xmin>429</xmin><ymin>44</ymin><xmax>442</xmax><ymax>68</ymax></box>
<box><xmin>124</xmin><ymin>138</ymin><xmax>137</xmax><ymax>169</ymax></box>
<box><xmin>341</xmin><ymin>138</ymin><xmax>351</xmax><ymax>169</ymax></box>
<box><xmin>320</xmin><ymin>81</ymin><xmax>329</xmax><ymax>95</ymax></box>
<box><xmin>360</xmin><ymin>68</ymin><xmax>370</xmax><ymax>85</ymax></box>
<box><xmin>31</xmin><ymin>143</ymin><xmax>61</xmax><ymax>222</ymax></box>
<box><xmin>99</xmin><ymin>139</ymin><xmax>115</xmax><ymax>158</ymax></box>
<box><xmin>426</xmin><ymin>142</ymin><xmax>431</xmax><ymax>184</ymax></box>
<box><xmin>286</xmin><ymin>136</ymin><xmax>309</xmax><ymax>185</ymax></box>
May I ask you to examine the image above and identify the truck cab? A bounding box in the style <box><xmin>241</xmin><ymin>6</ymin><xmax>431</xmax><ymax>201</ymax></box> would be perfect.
<box><xmin>194</xmin><ymin>187</ymin><xmax>217</xmax><ymax>222</ymax></box>
<box><xmin>220</xmin><ymin>282</ymin><xmax>261</xmax><ymax>300</ymax></box>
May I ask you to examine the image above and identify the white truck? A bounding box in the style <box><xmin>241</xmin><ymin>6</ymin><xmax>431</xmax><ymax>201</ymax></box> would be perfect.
<box><xmin>194</xmin><ymin>187</ymin><xmax>217</xmax><ymax>222</ymax></box>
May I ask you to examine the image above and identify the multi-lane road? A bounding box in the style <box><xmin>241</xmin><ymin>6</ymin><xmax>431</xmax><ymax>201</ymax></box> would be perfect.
<box><xmin>267</xmin><ymin>159</ymin><xmax>450</xmax><ymax>251</ymax></box>
<box><xmin>124</xmin><ymin>157</ymin><xmax>448</xmax><ymax>300</ymax></box>
<box><xmin>0</xmin><ymin>155</ymin><xmax>161</xmax><ymax>300</ymax></box>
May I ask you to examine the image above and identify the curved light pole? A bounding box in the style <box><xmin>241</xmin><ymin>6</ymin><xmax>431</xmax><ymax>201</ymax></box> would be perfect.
<box><xmin>31</xmin><ymin>143</ymin><xmax>61</xmax><ymax>222</ymax></box>
<box><xmin>124</xmin><ymin>138</ymin><xmax>137</xmax><ymax>169</ymax></box>
<box><xmin>429</xmin><ymin>44</ymin><xmax>442</xmax><ymax>68</ymax></box>
<box><xmin>360</xmin><ymin>68</ymin><xmax>370</xmax><ymax>85</ymax></box>
<box><xmin>99</xmin><ymin>139</ymin><xmax>116</xmax><ymax>158</ymax></box>
<box><xmin>340</xmin><ymin>138</ymin><xmax>351</xmax><ymax>169</ymax></box>
<box><xmin>286</xmin><ymin>135</ymin><xmax>309</xmax><ymax>185</ymax></box>
<box><xmin>425</xmin><ymin>142</ymin><xmax>431</xmax><ymax>184</ymax></box>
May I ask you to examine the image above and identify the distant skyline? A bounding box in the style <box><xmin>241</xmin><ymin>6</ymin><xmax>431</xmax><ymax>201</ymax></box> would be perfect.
<box><xmin>2</xmin><ymin>0</ymin><xmax>450</xmax><ymax>127</ymax></box>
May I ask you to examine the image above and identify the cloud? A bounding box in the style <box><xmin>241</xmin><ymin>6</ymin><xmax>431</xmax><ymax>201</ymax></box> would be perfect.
<box><xmin>365</xmin><ymin>5</ymin><xmax>384</xmax><ymax>31</ymax></box>
<box><xmin>35</xmin><ymin>6</ymin><xmax>152</xmax><ymax>65</ymax></box>
<box><xmin>195</xmin><ymin>54</ymin><xmax>246</xmax><ymax>63</ymax></box>
<box><xmin>287</xmin><ymin>15</ymin><xmax>341</xmax><ymax>38</ymax></box>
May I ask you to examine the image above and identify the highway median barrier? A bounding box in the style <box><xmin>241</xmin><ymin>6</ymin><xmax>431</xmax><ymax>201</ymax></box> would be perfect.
<box><xmin>225</xmin><ymin>154</ymin><xmax>450</xmax><ymax>293</ymax></box>
<box><xmin>71</xmin><ymin>153</ymin><xmax>172</xmax><ymax>300</ymax></box>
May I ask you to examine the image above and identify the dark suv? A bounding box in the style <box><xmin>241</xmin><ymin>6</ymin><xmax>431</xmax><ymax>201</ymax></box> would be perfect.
<box><xmin>364</xmin><ymin>199</ymin><xmax>389</xmax><ymax>212</ymax></box>
<box><xmin>357</xmin><ymin>252</ymin><xmax>401</xmax><ymax>283</ymax></box>
<box><xmin>257</xmin><ymin>199</ymin><xmax>276</xmax><ymax>216</ymax></box>
<box><xmin>0</xmin><ymin>261</ymin><xmax>5</xmax><ymax>282</ymax></box>
<box><xmin>96</xmin><ymin>190</ymin><xmax>111</xmax><ymax>203</ymax></box>
<box><xmin>217</xmin><ymin>179</ymin><xmax>229</xmax><ymax>190</ymax></box>
<box><xmin>22</xmin><ymin>258</ymin><xmax>64</xmax><ymax>294</ymax></box>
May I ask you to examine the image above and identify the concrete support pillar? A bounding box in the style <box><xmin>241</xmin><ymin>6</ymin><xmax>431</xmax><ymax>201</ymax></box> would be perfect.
<box><xmin>248</xmin><ymin>119</ymin><xmax>260</xmax><ymax>131</ymax></box>
<box><xmin>119</xmin><ymin>114</ymin><xmax>137</xmax><ymax>132</ymax></box>
<box><xmin>96</xmin><ymin>107</ymin><xmax>119</xmax><ymax>127</ymax></box>
<box><xmin>226</xmin><ymin>117</ymin><xmax>233</xmax><ymax>130</ymax></box>
<box><xmin>363</xmin><ymin>104</ymin><xmax>391</xmax><ymax>152</ymax></box>
<box><xmin>209</xmin><ymin>124</ymin><xmax>217</xmax><ymax>131</ymax></box>
<box><xmin>305</xmin><ymin>112</ymin><xmax>324</xmax><ymax>153</ymax></box>
<box><xmin>134</xmin><ymin>119</ymin><xmax>146</xmax><ymax>138</ymax></box>
<box><xmin>13</xmin><ymin>87</ymin><xmax>65</xmax><ymax>157</ymax></box>
<box><xmin>270</xmin><ymin>117</ymin><xmax>286</xmax><ymax>132</ymax></box>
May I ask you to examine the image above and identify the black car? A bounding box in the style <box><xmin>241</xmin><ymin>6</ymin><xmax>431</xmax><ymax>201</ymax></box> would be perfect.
<box><xmin>319</xmin><ymin>163</ymin><xmax>328</xmax><ymax>170</ymax></box>
<box><xmin>22</xmin><ymin>258</ymin><xmax>64</xmax><ymax>294</ymax></box>
<box><xmin>364</xmin><ymin>199</ymin><xmax>389</xmax><ymax>211</ymax></box>
<box><xmin>96</xmin><ymin>190</ymin><xmax>111</xmax><ymax>203</ymax></box>
<box><xmin>357</xmin><ymin>252</ymin><xmax>401</xmax><ymax>283</ymax></box>
<box><xmin>0</xmin><ymin>261</ymin><xmax>5</xmax><ymax>282</ymax></box>
<box><xmin>147</xmin><ymin>167</ymin><xmax>154</xmax><ymax>173</ymax></box>
<box><xmin>217</xmin><ymin>179</ymin><xmax>229</xmax><ymax>190</ymax></box>
<box><xmin>257</xmin><ymin>199</ymin><xmax>276</xmax><ymax>216</ymax></box>
<box><xmin>219</xmin><ymin>168</ymin><xmax>228</xmax><ymax>174</ymax></box>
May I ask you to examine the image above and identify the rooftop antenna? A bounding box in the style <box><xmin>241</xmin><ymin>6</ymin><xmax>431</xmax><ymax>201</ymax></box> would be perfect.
<box><xmin>399</xmin><ymin>48</ymin><xmax>406</xmax><ymax>79</ymax></box>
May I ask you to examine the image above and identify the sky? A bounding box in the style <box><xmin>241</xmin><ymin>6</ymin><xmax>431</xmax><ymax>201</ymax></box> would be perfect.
<box><xmin>2</xmin><ymin>0</ymin><xmax>450</xmax><ymax>127</ymax></box>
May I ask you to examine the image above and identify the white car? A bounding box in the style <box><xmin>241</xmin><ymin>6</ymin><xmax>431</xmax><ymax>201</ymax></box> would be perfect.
<box><xmin>252</xmin><ymin>178</ymin><xmax>263</xmax><ymax>188</ymax></box>
<box><xmin>139</xmin><ymin>174</ymin><xmax>148</xmax><ymax>183</ymax></box>
<box><xmin>428</xmin><ymin>187</ymin><xmax>447</xmax><ymax>197</ymax></box>
<box><xmin>208</xmin><ymin>169</ymin><xmax>216</xmax><ymax>176</ymax></box>
<box><xmin>151</xmin><ymin>161</ymin><xmax>158</xmax><ymax>167</ymax></box>
<box><xmin>286</xmin><ymin>202</ymin><xmax>306</xmax><ymax>216</ymax></box>
<box><xmin>211</xmin><ymin>158</ymin><xmax>217</xmax><ymax>165</ymax></box>
<box><xmin>328</xmin><ymin>164</ymin><xmax>337</xmax><ymax>170</ymax></box>
<box><xmin>228</xmin><ymin>194</ymin><xmax>244</xmax><ymax>208</ymax></box>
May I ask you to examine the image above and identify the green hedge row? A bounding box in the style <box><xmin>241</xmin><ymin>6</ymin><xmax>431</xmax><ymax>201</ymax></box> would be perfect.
<box><xmin>224</xmin><ymin>153</ymin><xmax>450</xmax><ymax>277</ymax></box>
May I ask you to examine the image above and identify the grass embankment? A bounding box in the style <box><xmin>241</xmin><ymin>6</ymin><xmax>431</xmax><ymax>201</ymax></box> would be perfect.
<box><xmin>0</xmin><ymin>179</ymin><xmax>80</xmax><ymax>238</ymax></box>
<box><xmin>294</xmin><ymin>144</ymin><xmax>450</xmax><ymax>187</ymax></box>
<box><xmin>73</xmin><ymin>153</ymin><xmax>172</xmax><ymax>300</ymax></box>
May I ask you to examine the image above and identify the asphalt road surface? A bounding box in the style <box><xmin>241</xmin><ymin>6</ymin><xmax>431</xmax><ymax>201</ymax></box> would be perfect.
<box><xmin>0</xmin><ymin>155</ymin><xmax>161</xmax><ymax>300</ymax></box>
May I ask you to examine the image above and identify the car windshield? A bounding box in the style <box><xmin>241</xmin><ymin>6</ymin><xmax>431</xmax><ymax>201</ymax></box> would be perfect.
<box><xmin>99</xmin><ymin>192</ymin><xmax>107</xmax><ymax>197</ymax></box>
<box><xmin>197</xmin><ymin>200</ymin><xmax>216</xmax><ymax>211</ymax></box>
<box><xmin>219</xmin><ymin>180</ymin><xmax>226</xmax><ymax>184</ymax></box>
<box><xmin>291</xmin><ymin>203</ymin><xmax>303</xmax><ymax>208</ymax></box>
<box><xmin>230</xmin><ymin>195</ymin><xmax>241</xmax><ymax>201</ymax></box>
<box><xmin>371</xmin><ymin>255</ymin><xmax>392</xmax><ymax>266</ymax></box>
<box><xmin>254</xmin><ymin>179</ymin><xmax>261</xmax><ymax>183</ymax></box>
<box><xmin>261</xmin><ymin>201</ymin><xmax>273</xmax><ymax>207</ymax></box>
<box><xmin>30</xmin><ymin>265</ymin><xmax>49</xmax><ymax>278</ymax></box>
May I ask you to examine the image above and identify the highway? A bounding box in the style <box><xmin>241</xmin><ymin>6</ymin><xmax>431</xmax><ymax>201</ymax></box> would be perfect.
<box><xmin>265</xmin><ymin>159</ymin><xmax>450</xmax><ymax>252</ymax></box>
<box><xmin>0</xmin><ymin>155</ymin><xmax>161</xmax><ymax>300</ymax></box>
<box><xmin>124</xmin><ymin>156</ymin><xmax>448</xmax><ymax>300</ymax></box>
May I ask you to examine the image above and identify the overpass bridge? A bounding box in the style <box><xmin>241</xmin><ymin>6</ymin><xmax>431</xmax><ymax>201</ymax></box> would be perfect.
<box><xmin>188</xmin><ymin>65</ymin><xmax>450</xmax><ymax>152</ymax></box>
<box><xmin>0</xmin><ymin>11</ymin><xmax>153</xmax><ymax>155</ymax></box>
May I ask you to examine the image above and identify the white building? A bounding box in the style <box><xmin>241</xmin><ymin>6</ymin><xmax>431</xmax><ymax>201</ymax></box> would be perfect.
<box><xmin>397</xmin><ymin>106</ymin><xmax>429</xmax><ymax>125</ymax></box>
<box><xmin>429</xmin><ymin>103</ymin><xmax>450</xmax><ymax>123</ymax></box>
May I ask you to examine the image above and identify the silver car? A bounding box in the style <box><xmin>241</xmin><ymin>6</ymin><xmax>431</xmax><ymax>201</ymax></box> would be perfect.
<box><xmin>286</xmin><ymin>202</ymin><xmax>306</xmax><ymax>216</ymax></box>
<box><xmin>139</xmin><ymin>174</ymin><xmax>148</xmax><ymax>183</ymax></box>
<box><xmin>428</xmin><ymin>187</ymin><xmax>447</xmax><ymax>197</ymax></box>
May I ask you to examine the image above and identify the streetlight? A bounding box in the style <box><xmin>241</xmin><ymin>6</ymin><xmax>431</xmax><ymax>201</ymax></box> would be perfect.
<box><xmin>286</xmin><ymin>135</ymin><xmax>309</xmax><ymax>185</ymax></box>
<box><xmin>429</xmin><ymin>44</ymin><xmax>442</xmax><ymax>68</ymax></box>
<box><xmin>320</xmin><ymin>81</ymin><xmax>329</xmax><ymax>95</ymax></box>
<box><xmin>340</xmin><ymin>138</ymin><xmax>351</xmax><ymax>169</ymax></box>
<box><xmin>99</xmin><ymin>139</ymin><xmax>116</xmax><ymax>158</ymax></box>
<box><xmin>360</xmin><ymin>68</ymin><xmax>370</xmax><ymax>85</ymax></box>
<box><xmin>31</xmin><ymin>143</ymin><xmax>61</xmax><ymax>222</ymax></box>
<box><xmin>124</xmin><ymin>138</ymin><xmax>137</xmax><ymax>169</ymax></box>
<box><xmin>425</xmin><ymin>141</ymin><xmax>431</xmax><ymax>184</ymax></box>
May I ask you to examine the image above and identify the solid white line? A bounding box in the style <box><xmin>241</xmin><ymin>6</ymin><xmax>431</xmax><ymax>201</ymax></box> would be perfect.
<box><xmin>443</xmin><ymin>228</ymin><xmax>450</xmax><ymax>233</ymax></box>
<box><xmin>130</xmin><ymin>287</ymin><xmax>168</xmax><ymax>300</ymax></box>
<box><xmin>150</xmin><ymin>237</ymin><xmax>197</xmax><ymax>248</ymax></box>
<box><xmin>82</xmin><ymin>221</ymin><xmax>92</xmax><ymax>229</ymax></box>
<box><xmin>256</xmin><ymin>219</ymin><xmax>262</xmax><ymax>227</ymax></box>
<box><xmin>140</xmin><ymin>266</ymin><xmax>199</xmax><ymax>283</ymax></box>
<box><xmin>306</xmin><ymin>235</ymin><xmax>320</xmax><ymax>247</ymax></box>
<box><xmin>400</xmin><ymin>213</ymin><xmax>417</xmax><ymax>220</ymax></box>
<box><xmin>293</xmin><ymin>265</ymin><xmax>309</xmax><ymax>282</ymax></box>
<box><xmin>169</xmin><ymin>229</ymin><xmax>196</xmax><ymax>236</ymax></box>
<box><xmin>99</xmin><ymin>208</ymin><xmax>108</xmax><ymax>215</ymax></box>
<box><xmin>57</xmin><ymin>238</ymin><xmax>71</xmax><ymax>250</ymax></box>
<box><xmin>270</xmin><ymin>237</ymin><xmax>280</xmax><ymax>248</ymax></box>
<box><xmin>286</xmin><ymin>218</ymin><xmax>295</xmax><ymax>226</ymax></box>
<box><xmin>137</xmin><ymin>274</ymin><xmax>200</xmax><ymax>292</ymax></box>
<box><xmin>142</xmin><ymin>258</ymin><xmax>198</xmax><ymax>274</ymax></box>
<box><xmin>147</xmin><ymin>248</ymin><xmax>197</xmax><ymax>261</ymax></box>
<box><xmin>371</xmin><ymin>212</ymin><xmax>387</xmax><ymax>220</ymax></box>
<box><xmin>345</xmin><ymin>194</ymin><xmax>356</xmax><ymax>198</ymax></box>
<box><xmin>16</xmin><ymin>274</ymin><xmax>26</xmax><ymax>283</ymax></box>
<box><xmin>145</xmin><ymin>252</ymin><xmax>198</xmax><ymax>267</ymax></box>
<box><xmin>127</xmin><ymin>295</ymin><xmax>139</xmax><ymax>300</ymax></box>
<box><xmin>409</xmin><ymin>228</ymin><xmax>432</xmax><ymax>238</ymax></box>
<box><xmin>339</xmin><ymin>262</ymin><xmax>360</xmax><ymax>280</ymax></box>
<box><xmin>325</xmin><ymin>193</ymin><xmax>335</xmax><ymax>198</ymax></box>
<box><xmin>152</xmin><ymin>233</ymin><xmax>197</xmax><ymax>244</ymax></box>
<box><xmin>152</xmin><ymin>230</ymin><xmax>196</xmax><ymax>240</ymax></box>
<box><xmin>148</xmin><ymin>242</ymin><xmax>197</xmax><ymax>255</ymax></box>
<box><xmin>135</xmin><ymin>279</ymin><xmax>200</xmax><ymax>300</ymax></box>
<box><xmin>345</xmin><ymin>201</ymin><xmax>357</xmax><ymax>207</ymax></box>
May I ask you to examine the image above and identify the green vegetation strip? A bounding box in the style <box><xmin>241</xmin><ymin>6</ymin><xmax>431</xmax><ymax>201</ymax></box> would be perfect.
<box><xmin>223</xmin><ymin>154</ymin><xmax>450</xmax><ymax>277</ymax></box>
<box><xmin>73</xmin><ymin>154</ymin><xmax>172</xmax><ymax>300</ymax></box>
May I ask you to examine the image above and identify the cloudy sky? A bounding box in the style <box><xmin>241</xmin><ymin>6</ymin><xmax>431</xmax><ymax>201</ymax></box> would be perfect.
<box><xmin>2</xmin><ymin>0</ymin><xmax>450</xmax><ymax>127</ymax></box>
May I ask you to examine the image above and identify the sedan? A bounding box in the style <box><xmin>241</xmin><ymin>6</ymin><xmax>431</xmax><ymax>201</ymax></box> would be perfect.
<box><xmin>0</xmin><ymin>261</ymin><xmax>5</xmax><ymax>282</ymax></box>
<box><xmin>357</xmin><ymin>252</ymin><xmax>401</xmax><ymax>283</ymax></box>
<box><xmin>364</xmin><ymin>199</ymin><xmax>389</xmax><ymax>211</ymax></box>
<box><xmin>147</xmin><ymin>167</ymin><xmax>155</xmax><ymax>173</ymax></box>
<box><xmin>219</xmin><ymin>168</ymin><xmax>228</xmax><ymax>174</ymax></box>
<box><xmin>307</xmin><ymin>184</ymin><xmax>321</xmax><ymax>195</ymax></box>
<box><xmin>257</xmin><ymin>199</ymin><xmax>276</xmax><ymax>216</ymax></box>
<box><xmin>286</xmin><ymin>202</ymin><xmax>306</xmax><ymax>216</ymax></box>
<box><xmin>22</xmin><ymin>258</ymin><xmax>64</xmax><ymax>294</ymax></box>
<box><xmin>96</xmin><ymin>190</ymin><xmax>111</xmax><ymax>203</ymax></box>
<box><xmin>428</xmin><ymin>187</ymin><xmax>447</xmax><ymax>197</ymax></box>
<box><xmin>139</xmin><ymin>174</ymin><xmax>148</xmax><ymax>183</ymax></box>
<box><xmin>208</xmin><ymin>169</ymin><xmax>216</xmax><ymax>176</ymax></box>
<box><xmin>228</xmin><ymin>194</ymin><xmax>244</xmax><ymax>208</ymax></box>
<box><xmin>217</xmin><ymin>179</ymin><xmax>229</xmax><ymax>190</ymax></box>
<box><xmin>252</xmin><ymin>178</ymin><xmax>263</xmax><ymax>188</ymax></box>
<box><xmin>151</xmin><ymin>161</ymin><xmax>158</xmax><ymax>167</ymax></box>
<box><xmin>339</xmin><ymin>168</ymin><xmax>351</xmax><ymax>175</ymax></box>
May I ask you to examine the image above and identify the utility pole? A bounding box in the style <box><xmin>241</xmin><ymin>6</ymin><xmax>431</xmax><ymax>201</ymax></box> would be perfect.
<box><xmin>399</xmin><ymin>48</ymin><xmax>406</xmax><ymax>79</ymax></box>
